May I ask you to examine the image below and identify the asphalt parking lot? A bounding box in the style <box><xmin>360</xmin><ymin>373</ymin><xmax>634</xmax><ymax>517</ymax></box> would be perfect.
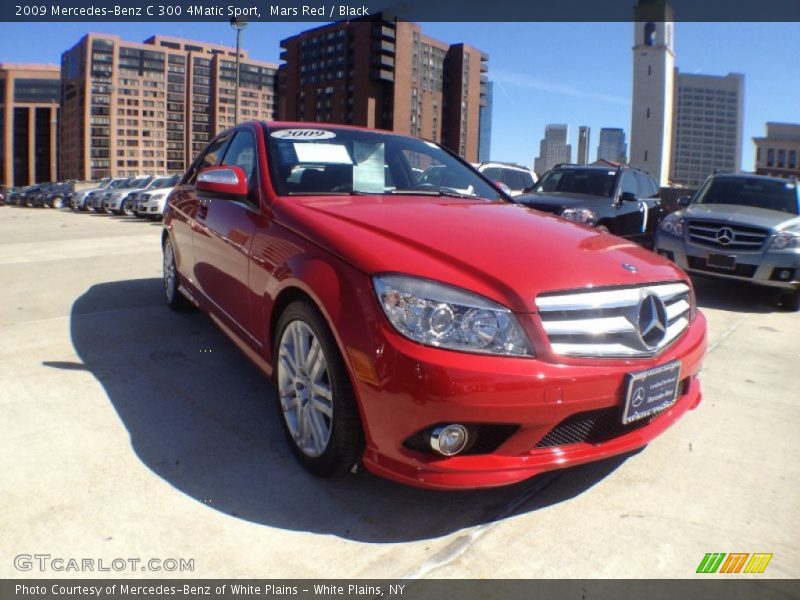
<box><xmin>1</xmin><ymin>206</ymin><xmax>798</xmax><ymax>579</ymax></box>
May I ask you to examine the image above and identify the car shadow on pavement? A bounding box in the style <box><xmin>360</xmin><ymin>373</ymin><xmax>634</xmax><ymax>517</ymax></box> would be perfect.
<box><xmin>692</xmin><ymin>276</ymin><xmax>779</xmax><ymax>314</ymax></box>
<box><xmin>62</xmin><ymin>278</ymin><xmax>637</xmax><ymax>543</ymax></box>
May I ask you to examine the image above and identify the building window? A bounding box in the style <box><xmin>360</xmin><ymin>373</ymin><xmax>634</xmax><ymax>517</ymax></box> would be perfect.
<box><xmin>766</xmin><ymin>148</ymin><xmax>775</xmax><ymax>167</ymax></box>
<box><xmin>644</xmin><ymin>150</ymin><xmax>648</xmax><ymax>162</ymax></box>
<box><xmin>789</xmin><ymin>150</ymin><xmax>797</xmax><ymax>169</ymax></box>
<box><xmin>646</xmin><ymin>107</ymin><xmax>650</xmax><ymax>119</ymax></box>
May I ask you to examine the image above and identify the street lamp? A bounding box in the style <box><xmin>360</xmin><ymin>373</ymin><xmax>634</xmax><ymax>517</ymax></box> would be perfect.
<box><xmin>230</xmin><ymin>17</ymin><xmax>248</xmax><ymax>125</ymax></box>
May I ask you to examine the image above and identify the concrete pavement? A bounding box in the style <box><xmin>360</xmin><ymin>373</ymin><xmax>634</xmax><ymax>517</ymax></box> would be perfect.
<box><xmin>1</xmin><ymin>206</ymin><xmax>797</xmax><ymax>579</ymax></box>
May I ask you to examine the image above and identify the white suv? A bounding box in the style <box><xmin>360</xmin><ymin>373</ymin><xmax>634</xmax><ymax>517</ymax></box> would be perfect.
<box><xmin>474</xmin><ymin>162</ymin><xmax>536</xmax><ymax>196</ymax></box>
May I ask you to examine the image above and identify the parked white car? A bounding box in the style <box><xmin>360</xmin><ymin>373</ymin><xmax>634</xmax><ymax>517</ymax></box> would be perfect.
<box><xmin>473</xmin><ymin>162</ymin><xmax>537</xmax><ymax>196</ymax></box>
<box><xmin>134</xmin><ymin>174</ymin><xmax>181</xmax><ymax>219</ymax></box>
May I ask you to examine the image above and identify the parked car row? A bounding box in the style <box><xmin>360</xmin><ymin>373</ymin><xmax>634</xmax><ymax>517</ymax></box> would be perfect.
<box><xmin>5</xmin><ymin>174</ymin><xmax>180</xmax><ymax>220</ymax></box>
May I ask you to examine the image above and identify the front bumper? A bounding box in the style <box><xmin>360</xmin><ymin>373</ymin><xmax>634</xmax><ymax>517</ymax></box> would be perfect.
<box><xmin>354</xmin><ymin>306</ymin><xmax>707</xmax><ymax>490</ymax></box>
<box><xmin>656</xmin><ymin>232</ymin><xmax>800</xmax><ymax>291</ymax></box>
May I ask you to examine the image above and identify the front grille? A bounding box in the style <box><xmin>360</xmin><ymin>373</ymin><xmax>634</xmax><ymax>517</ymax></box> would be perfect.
<box><xmin>535</xmin><ymin>379</ymin><xmax>688</xmax><ymax>448</ymax></box>
<box><xmin>687</xmin><ymin>256</ymin><xmax>758</xmax><ymax>278</ymax></box>
<box><xmin>687</xmin><ymin>220</ymin><xmax>769</xmax><ymax>251</ymax></box>
<box><xmin>403</xmin><ymin>424</ymin><xmax>519</xmax><ymax>456</ymax></box>
<box><xmin>537</xmin><ymin>282</ymin><xmax>692</xmax><ymax>358</ymax></box>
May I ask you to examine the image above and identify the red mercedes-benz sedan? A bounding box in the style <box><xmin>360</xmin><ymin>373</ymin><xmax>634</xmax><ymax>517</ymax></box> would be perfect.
<box><xmin>162</xmin><ymin>122</ymin><xmax>707</xmax><ymax>490</ymax></box>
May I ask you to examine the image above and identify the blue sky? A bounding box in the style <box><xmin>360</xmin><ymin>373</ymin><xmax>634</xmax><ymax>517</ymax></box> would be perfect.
<box><xmin>1</xmin><ymin>21</ymin><xmax>798</xmax><ymax>170</ymax></box>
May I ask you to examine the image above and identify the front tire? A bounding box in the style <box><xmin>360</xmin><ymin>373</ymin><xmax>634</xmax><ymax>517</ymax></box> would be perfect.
<box><xmin>122</xmin><ymin>200</ymin><xmax>134</xmax><ymax>216</ymax></box>
<box><xmin>162</xmin><ymin>238</ymin><xmax>192</xmax><ymax>311</ymax></box>
<box><xmin>51</xmin><ymin>197</ymin><xmax>64</xmax><ymax>209</ymax></box>
<box><xmin>780</xmin><ymin>287</ymin><xmax>800</xmax><ymax>312</ymax></box>
<box><xmin>273</xmin><ymin>301</ymin><xmax>363</xmax><ymax>477</ymax></box>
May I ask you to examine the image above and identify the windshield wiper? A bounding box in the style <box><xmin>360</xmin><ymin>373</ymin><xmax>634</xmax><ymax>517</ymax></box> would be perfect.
<box><xmin>388</xmin><ymin>189</ymin><xmax>480</xmax><ymax>199</ymax></box>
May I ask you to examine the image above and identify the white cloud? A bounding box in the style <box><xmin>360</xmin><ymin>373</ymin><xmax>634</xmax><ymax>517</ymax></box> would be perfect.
<box><xmin>492</xmin><ymin>70</ymin><xmax>631</xmax><ymax>107</ymax></box>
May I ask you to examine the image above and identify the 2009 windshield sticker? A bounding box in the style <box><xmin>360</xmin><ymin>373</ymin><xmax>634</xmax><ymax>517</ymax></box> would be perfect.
<box><xmin>271</xmin><ymin>129</ymin><xmax>336</xmax><ymax>140</ymax></box>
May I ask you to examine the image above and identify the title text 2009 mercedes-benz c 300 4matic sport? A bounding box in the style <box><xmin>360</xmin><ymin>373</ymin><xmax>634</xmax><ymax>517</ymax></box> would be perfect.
<box><xmin>162</xmin><ymin>122</ymin><xmax>707</xmax><ymax>490</ymax></box>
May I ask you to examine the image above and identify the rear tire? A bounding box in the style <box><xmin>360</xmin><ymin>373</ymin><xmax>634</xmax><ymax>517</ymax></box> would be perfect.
<box><xmin>162</xmin><ymin>238</ymin><xmax>193</xmax><ymax>311</ymax></box>
<box><xmin>273</xmin><ymin>301</ymin><xmax>364</xmax><ymax>478</ymax></box>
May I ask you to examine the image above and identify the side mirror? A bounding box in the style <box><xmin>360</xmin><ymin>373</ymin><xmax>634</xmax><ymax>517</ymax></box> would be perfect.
<box><xmin>495</xmin><ymin>181</ymin><xmax>512</xmax><ymax>195</ymax></box>
<box><xmin>620</xmin><ymin>191</ymin><xmax>638</xmax><ymax>202</ymax></box>
<box><xmin>196</xmin><ymin>166</ymin><xmax>248</xmax><ymax>198</ymax></box>
<box><xmin>677</xmin><ymin>195</ymin><xmax>691</xmax><ymax>207</ymax></box>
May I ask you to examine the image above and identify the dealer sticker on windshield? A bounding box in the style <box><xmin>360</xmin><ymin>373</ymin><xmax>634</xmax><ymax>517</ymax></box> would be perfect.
<box><xmin>271</xmin><ymin>129</ymin><xmax>336</xmax><ymax>140</ymax></box>
<box><xmin>622</xmin><ymin>361</ymin><xmax>682</xmax><ymax>425</ymax></box>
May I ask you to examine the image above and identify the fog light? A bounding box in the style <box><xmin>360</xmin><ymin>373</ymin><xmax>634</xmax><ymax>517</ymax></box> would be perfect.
<box><xmin>779</xmin><ymin>269</ymin><xmax>792</xmax><ymax>280</ymax></box>
<box><xmin>430</xmin><ymin>424</ymin><xmax>469</xmax><ymax>456</ymax></box>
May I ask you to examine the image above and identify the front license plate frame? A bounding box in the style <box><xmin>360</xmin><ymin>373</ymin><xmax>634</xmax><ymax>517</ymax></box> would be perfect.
<box><xmin>622</xmin><ymin>361</ymin><xmax>682</xmax><ymax>425</ymax></box>
<box><xmin>707</xmin><ymin>253</ymin><xmax>736</xmax><ymax>270</ymax></box>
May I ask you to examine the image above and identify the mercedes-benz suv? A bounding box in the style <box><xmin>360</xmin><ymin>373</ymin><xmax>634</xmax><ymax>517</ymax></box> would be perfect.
<box><xmin>656</xmin><ymin>173</ymin><xmax>800</xmax><ymax>311</ymax></box>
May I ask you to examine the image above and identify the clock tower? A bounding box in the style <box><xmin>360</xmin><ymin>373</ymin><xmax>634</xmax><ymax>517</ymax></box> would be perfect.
<box><xmin>630</xmin><ymin>1</ymin><xmax>675</xmax><ymax>186</ymax></box>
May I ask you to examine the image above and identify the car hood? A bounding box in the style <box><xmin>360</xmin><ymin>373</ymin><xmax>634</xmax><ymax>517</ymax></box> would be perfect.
<box><xmin>275</xmin><ymin>195</ymin><xmax>686</xmax><ymax>313</ymax></box>
<box><xmin>682</xmin><ymin>203</ymin><xmax>800</xmax><ymax>231</ymax></box>
<box><xmin>514</xmin><ymin>191</ymin><xmax>614</xmax><ymax>210</ymax></box>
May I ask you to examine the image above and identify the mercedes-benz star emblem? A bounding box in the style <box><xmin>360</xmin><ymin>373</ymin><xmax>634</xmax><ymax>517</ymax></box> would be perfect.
<box><xmin>632</xmin><ymin>387</ymin><xmax>646</xmax><ymax>408</ymax></box>
<box><xmin>636</xmin><ymin>292</ymin><xmax>668</xmax><ymax>350</ymax></box>
<box><xmin>716</xmin><ymin>227</ymin><xmax>735</xmax><ymax>245</ymax></box>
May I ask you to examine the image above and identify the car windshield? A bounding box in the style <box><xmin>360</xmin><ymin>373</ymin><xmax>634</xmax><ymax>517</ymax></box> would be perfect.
<box><xmin>149</xmin><ymin>175</ymin><xmax>178</xmax><ymax>188</ymax></box>
<box><xmin>127</xmin><ymin>177</ymin><xmax>152</xmax><ymax>189</ymax></box>
<box><xmin>533</xmin><ymin>168</ymin><xmax>618</xmax><ymax>197</ymax></box>
<box><xmin>695</xmin><ymin>177</ymin><xmax>799</xmax><ymax>214</ymax></box>
<box><xmin>109</xmin><ymin>179</ymin><xmax>131</xmax><ymax>189</ymax></box>
<box><xmin>265</xmin><ymin>126</ymin><xmax>504</xmax><ymax>201</ymax></box>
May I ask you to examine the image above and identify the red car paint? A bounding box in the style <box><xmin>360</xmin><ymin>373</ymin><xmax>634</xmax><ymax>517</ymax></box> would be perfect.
<box><xmin>164</xmin><ymin>122</ymin><xmax>706</xmax><ymax>490</ymax></box>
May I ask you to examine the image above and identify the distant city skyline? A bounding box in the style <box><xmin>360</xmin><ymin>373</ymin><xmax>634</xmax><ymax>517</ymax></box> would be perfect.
<box><xmin>0</xmin><ymin>21</ymin><xmax>797</xmax><ymax>172</ymax></box>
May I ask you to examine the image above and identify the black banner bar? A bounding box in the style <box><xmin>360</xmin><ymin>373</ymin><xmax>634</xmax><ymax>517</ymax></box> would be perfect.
<box><xmin>2</xmin><ymin>0</ymin><xmax>800</xmax><ymax>22</ymax></box>
<box><xmin>2</xmin><ymin>580</ymin><xmax>800</xmax><ymax>600</ymax></box>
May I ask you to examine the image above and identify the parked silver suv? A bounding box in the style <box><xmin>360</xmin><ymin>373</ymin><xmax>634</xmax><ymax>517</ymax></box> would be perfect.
<box><xmin>656</xmin><ymin>173</ymin><xmax>800</xmax><ymax>310</ymax></box>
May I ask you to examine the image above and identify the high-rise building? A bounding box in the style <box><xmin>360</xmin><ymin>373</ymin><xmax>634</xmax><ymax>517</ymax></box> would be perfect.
<box><xmin>0</xmin><ymin>63</ymin><xmax>60</xmax><ymax>187</ymax></box>
<box><xmin>630</xmin><ymin>0</ymin><xmax>675</xmax><ymax>185</ymax></box>
<box><xmin>60</xmin><ymin>33</ymin><xmax>277</xmax><ymax>181</ymax></box>
<box><xmin>278</xmin><ymin>16</ymin><xmax>489</xmax><ymax>162</ymax></box>
<box><xmin>597</xmin><ymin>128</ymin><xmax>627</xmax><ymax>163</ymax></box>
<box><xmin>753</xmin><ymin>123</ymin><xmax>800</xmax><ymax>179</ymax></box>
<box><xmin>534</xmin><ymin>124</ymin><xmax>571</xmax><ymax>176</ymax></box>
<box><xmin>478</xmin><ymin>80</ymin><xmax>493</xmax><ymax>163</ymax></box>
<box><xmin>670</xmin><ymin>72</ymin><xmax>744</xmax><ymax>187</ymax></box>
<box><xmin>577</xmin><ymin>125</ymin><xmax>590</xmax><ymax>165</ymax></box>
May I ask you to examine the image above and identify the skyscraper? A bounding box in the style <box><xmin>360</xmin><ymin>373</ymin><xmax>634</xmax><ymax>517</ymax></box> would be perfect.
<box><xmin>534</xmin><ymin>124</ymin><xmax>571</xmax><ymax>176</ymax></box>
<box><xmin>0</xmin><ymin>63</ymin><xmax>60</xmax><ymax>187</ymax></box>
<box><xmin>630</xmin><ymin>0</ymin><xmax>675</xmax><ymax>185</ymax></box>
<box><xmin>670</xmin><ymin>71</ymin><xmax>744</xmax><ymax>187</ymax></box>
<box><xmin>478</xmin><ymin>81</ymin><xmax>493</xmax><ymax>163</ymax></box>
<box><xmin>577</xmin><ymin>125</ymin><xmax>590</xmax><ymax>165</ymax></box>
<box><xmin>60</xmin><ymin>33</ymin><xmax>277</xmax><ymax>181</ymax></box>
<box><xmin>278</xmin><ymin>16</ymin><xmax>489</xmax><ymax>162</ymax></box>
<box><xmin>597</xmin><ymin>128</ymin><xmax>627</xmax><ymax>163</ymax></box>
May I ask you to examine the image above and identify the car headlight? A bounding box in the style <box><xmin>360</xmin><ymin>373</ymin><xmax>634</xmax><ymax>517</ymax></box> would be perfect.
<box><xmin>659</xmin><ymin>213</ymin><xmax>684</xmax><ymax>237</ymax></box>
<box><xmin>560</xmin><ymin>208</ymin><xmax>598</xmax><ymax>225</ymax></box>
<box><xmin>151</xmin><ymin>193</ymin><xmax>165</xmax><ymax>201</ymax></box>
<box><xmin>373</xmin><ymin>275</ymin><xmax>534</xmax><ymax>357</ymax></box>
<box><xmin>770</xmin><ymin>231</ymin><xmax>800</xmax><ymax>250</ymax></box>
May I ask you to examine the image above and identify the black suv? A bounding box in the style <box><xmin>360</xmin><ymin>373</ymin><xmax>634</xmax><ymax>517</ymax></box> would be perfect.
<box><xmin>514</xmin><ymin>164</ymin><xmax>664</xmax><ymax>246</ymax></box>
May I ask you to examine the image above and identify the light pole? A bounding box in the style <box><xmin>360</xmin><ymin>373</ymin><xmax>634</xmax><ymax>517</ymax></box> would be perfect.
<box><xmin>230</xmin><ymin>17</ymin><xmax>248</xmax><ymax>125</ymax></box>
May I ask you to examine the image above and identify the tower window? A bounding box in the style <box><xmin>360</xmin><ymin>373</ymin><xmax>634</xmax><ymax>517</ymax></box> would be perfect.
<box><xmin>648</xmin><ymin>65</ymin><xmax>652</xmax><ymax>76</ymax></box>
<box><xmin>644</xmin><ymin>22</ymin><xmax>656</xmax><ymax>46</ymax></box>
<box><xmin>644</xmin><ymin>150</ymin><xmax>648</xmax><ymax>162</ymax></box>
<box><xmin>646</xmin><ymin>108</ymin><xmax>650</xmax><ymax>119</ymax></box>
